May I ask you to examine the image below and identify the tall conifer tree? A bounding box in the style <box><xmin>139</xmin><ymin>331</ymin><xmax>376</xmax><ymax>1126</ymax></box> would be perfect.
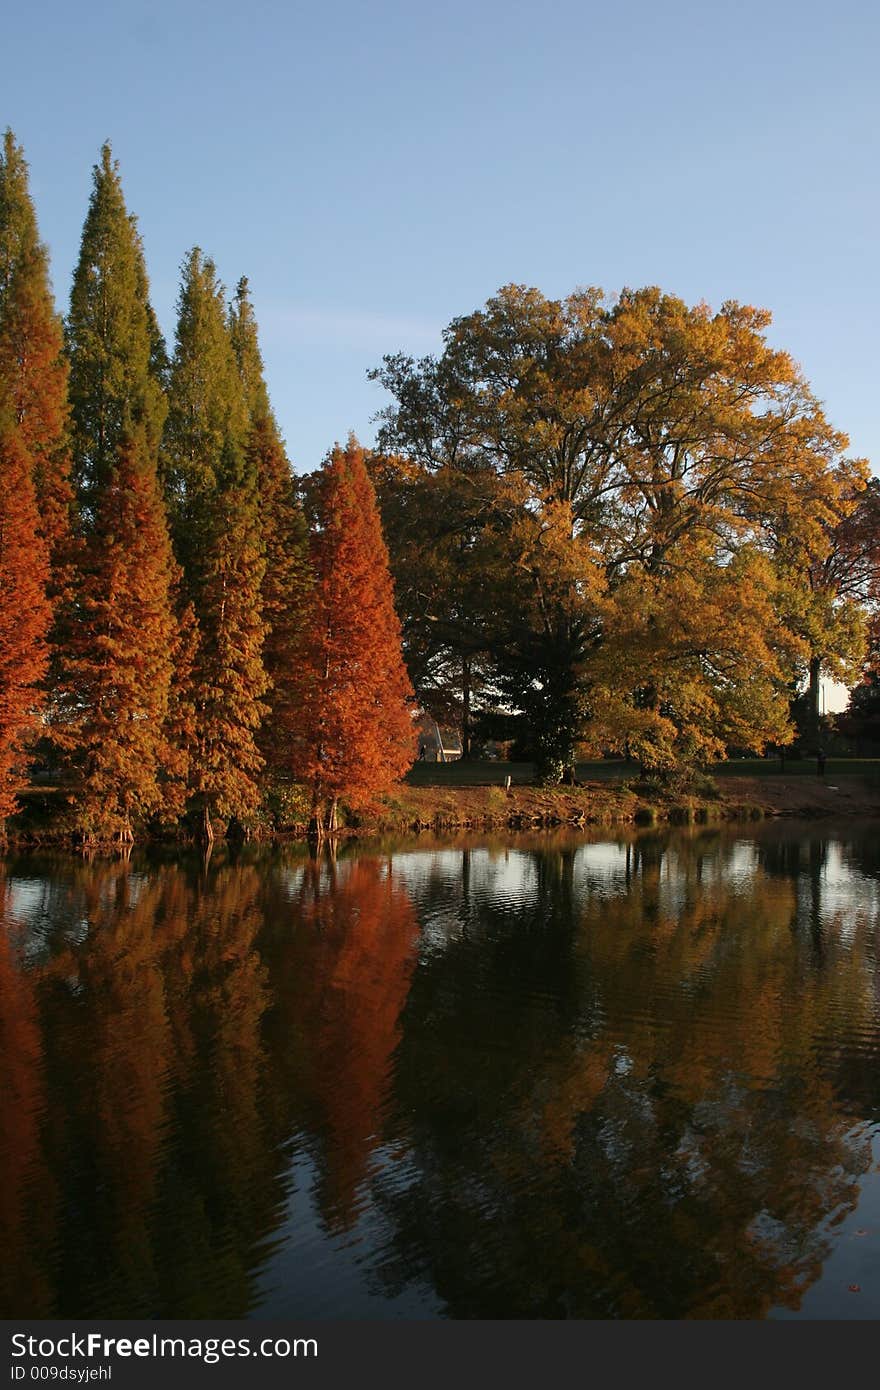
<box><xmin>60</xmin><ymin>146</ymin><xmax>180</xmax><ymax>839</ymax></box>
<box><xmin>228</xmin><ymin>278</ymin><xmax>310</xmax><ymax>778</ymax></box>
<box><xmin>0</xmin><ymin>415</ymin><xmax>51</xmax><ymax>830</ymax></box>
<box><xmin>0</xmin><ymin>130</ymin><xmax>71</xmax><ymax>586</ymax></box>
<box><xmin>0</xmin><ymin>133</ymin><xmax>62</xmax><ymax>827</ymax></box>
<box><xmin>163</xmin><ymin>251</ymin><xmax>268</xmax><ymax>840</ymax></box>
<box><xmin>67</xmin><ymin>144</ymin><xmax>167</xmax><ymax>511</ymax></box>
<box><xmin>293</xmin><ymin>439</ymin><xmax>415</xmax><ymax>834</ymax></box>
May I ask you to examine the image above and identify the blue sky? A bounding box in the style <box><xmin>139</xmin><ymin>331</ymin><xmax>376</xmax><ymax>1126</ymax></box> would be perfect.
<box><xmin>5</xmin><ymin>0</ymin><xmax>878</xmax><ymax>473</ymax></box>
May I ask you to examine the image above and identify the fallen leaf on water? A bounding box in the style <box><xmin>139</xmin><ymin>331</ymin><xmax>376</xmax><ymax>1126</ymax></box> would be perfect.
<box><xmin>848</xmin><ymin>1284</ymin><xmax>861</xmax><ymax>1293</ymax></box>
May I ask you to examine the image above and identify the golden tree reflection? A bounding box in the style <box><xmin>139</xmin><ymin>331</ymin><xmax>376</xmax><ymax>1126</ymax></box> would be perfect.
<box><xmin>378</xmin><ymin>831</ymin><xmax>879</xmax><ymax>1318</ymax></box>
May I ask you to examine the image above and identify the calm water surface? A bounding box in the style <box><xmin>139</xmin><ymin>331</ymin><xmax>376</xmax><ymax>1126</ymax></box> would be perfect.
<box><xmin>2</xmin><ymin>824</ymin><xmax>879</xmax><ymax>1319</ymax></box>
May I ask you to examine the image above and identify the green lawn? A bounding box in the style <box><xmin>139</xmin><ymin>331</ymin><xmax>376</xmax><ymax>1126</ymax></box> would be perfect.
<box><xmin>710</xmin><ymin>757</ymin><xmax>880</xmax><ymax>778</ymax></box>
<box><xmin>405</xmin><ymin>756</ymin><xmax>880</xmax><ymax>787</ymax></box>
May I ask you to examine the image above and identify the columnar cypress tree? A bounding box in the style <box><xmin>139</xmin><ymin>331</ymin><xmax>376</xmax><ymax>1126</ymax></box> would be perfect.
<box><xmin>0</xmin><ymin>414</ymin><xmax>51</xmax><ymax>830</ymax></box>
<box><xmin>60</xmin><ymin>146</ymin><xmax>180</xmax><ymax>839</ymax></box>
<box><xmin>228</xmin><ymin>278</ymin><xmax>310</xmax><ymax>779</ymax></box>
<box><xmin>293</xmin><ymin>439</ymin><xmax>415</xmax><ymax>834</ymax></box>
<box><xmin>0</xmin><ymin>133</ymin><xmax>61</xmax><ymax>828</ymax></box>
<box><xmin>67</xmin><ymin>144</ymin><xmax>167</xmax><ymax>510</ymax></box>
<box><xmin>163</xmin><ymin>251</ymin><xmax>268</xmax><ymax>840</ymax></box>
<box><xmin>0</xmin><ymin>130</ymin><xmax>71</xmax><ymax>587</ymax></box>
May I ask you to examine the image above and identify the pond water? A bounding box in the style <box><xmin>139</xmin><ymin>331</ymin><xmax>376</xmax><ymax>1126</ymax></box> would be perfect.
<box><xmin>1</xmin><ymin>824</ymin><xmax>879</xmax><ymax>1320</ymax></box>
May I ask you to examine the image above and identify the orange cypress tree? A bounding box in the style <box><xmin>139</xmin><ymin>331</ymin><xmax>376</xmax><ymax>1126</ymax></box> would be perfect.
<box><xmin>0</xmin><ymin>132</ymin><xmax>70</xmax><ymax>831</ymax></box>
<box><xmin>55</xmin><ymin>428</ymin><xmax>181</xmax><ymax>839</ymax></box>
<box><xmin>0</xmin><ymin>415</ymin><xmax>51</xmax><ymax>828</ymax></box>
<box><xmin>293</xmin><ymin>439</ymin><xmax>415</xmax><ymax>833</ymax></box>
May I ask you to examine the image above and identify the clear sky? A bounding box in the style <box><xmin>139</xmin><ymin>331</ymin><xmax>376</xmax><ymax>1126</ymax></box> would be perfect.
<box><xmin>4</xmin><ymin>0</ymin><xmax>878</xmax><ymax>474</ymax></box>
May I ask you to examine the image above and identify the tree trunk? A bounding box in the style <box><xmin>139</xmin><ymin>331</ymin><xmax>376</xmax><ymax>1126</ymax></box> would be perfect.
<box><xmin>461</xmin><ymin>656</ymin><xmax>472</xmax><ymax>759</ymax></box>
<box><xmin>326</xmin><ymin>796</ymin><xmax>338</xmax><ymax>835</ymax></box>
<box><xmin>308</xmin><ymin>796</ymin><xmax>324</xmax><ymax>841</ymax></box>
<box><xmin>201</xmin><ymin>804</ymin><xmax>214</xmax><ymax>845</ymax></box>
<box><xmin>808</xmin><ymin>655</ymin><xmax>822</xmax><ymax>748</ymax></box>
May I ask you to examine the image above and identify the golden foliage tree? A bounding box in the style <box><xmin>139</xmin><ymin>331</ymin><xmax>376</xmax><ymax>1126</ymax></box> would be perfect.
<box><xmin>373</xmin><ymin>284</ymin><xmax>870</xmax><ymax>776</ymax></box>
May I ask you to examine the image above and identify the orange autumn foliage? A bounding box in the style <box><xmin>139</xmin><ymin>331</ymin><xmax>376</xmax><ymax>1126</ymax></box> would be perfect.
<box><xmin>294</xmin><ymin>440</ymin><xmax>415</xmax><ymax>824</ymax></box>
<box><xmin>0</xmin><ymin>420</ymin><xmax>51</xmax><ymax>822</ymax></box>
<box><xmin>54</xmin><ymin>429</ymin><xmax>182</xmax><ymax>837</ymax></box>
<box><xmin>295</xmin><ymin>857</ymin><xmax>420</xmax><ymax>1230</ymax></box>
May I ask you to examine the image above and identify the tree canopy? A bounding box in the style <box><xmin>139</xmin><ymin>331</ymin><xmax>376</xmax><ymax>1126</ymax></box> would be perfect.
<box><xmin>372</xmin><ymin>284</ymin><xmax>873</xmax><ymax>778</ymax></box>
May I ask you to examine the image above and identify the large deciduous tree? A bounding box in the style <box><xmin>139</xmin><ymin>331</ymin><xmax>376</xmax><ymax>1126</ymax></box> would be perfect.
<box><xmin>372</xmin><ymin>284</ymin><xmax>868</xmax><ymax>778</ymax></box>
<box><xmin>293</xmin><ymin>440</ymin><xmax>415</xmax><ymax>834</ymax></box>
<box><xmin>59</xmin><ymin>145</ymin><xmax>180</xmax><ymax>840</ymax></box>
<box><xmin>774</xmin><ymin>473</ymin><xmax>880</xmax><ymax>749</ymax></box>
<box><xmin>367</xmin><ymin>454</ymin><xmax>499</xmax><ymax>759</ymax></box>
<box><xmin>162</xmin><ymin>251</ymin><xmax>268</xmax><ymax>840</ymax></box>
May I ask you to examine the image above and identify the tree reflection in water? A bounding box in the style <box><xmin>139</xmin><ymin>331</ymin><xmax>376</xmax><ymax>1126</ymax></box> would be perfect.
<box><xmin>0</xmin><ymin>827</ymin><xmax>877</xmax><ymax>1318</ymax></box>
<box><xmin>376</xmin><ymin>832</ymin><xmax>878</xmax><ymax>1318</ymax></box>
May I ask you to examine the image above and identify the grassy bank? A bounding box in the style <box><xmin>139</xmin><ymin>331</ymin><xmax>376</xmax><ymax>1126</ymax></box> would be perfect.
<box><xmin>5</xmin><ymin>759</ymin><xmax>879</xmax><ymax>850</ymax></box>
<box><xmin>356</xmin><ymin>761</ymin><xmax>880</xmax><ymax>836</ymax></box>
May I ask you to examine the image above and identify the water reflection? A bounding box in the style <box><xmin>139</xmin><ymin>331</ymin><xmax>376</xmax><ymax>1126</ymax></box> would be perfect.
<box><xmin>1</xmin><ymin>827</ymin><xmax>879</xmax><ymax>1319</ymax></box>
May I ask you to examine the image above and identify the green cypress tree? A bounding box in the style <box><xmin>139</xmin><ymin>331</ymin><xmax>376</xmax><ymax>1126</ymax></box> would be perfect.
<box><xmin>228</xmin><ymin>278</ymin><xmax>310</xmax><ymax>790</ymax></box>
<box><xmin>59</xmin><ymin>145</ymin><xmax>180</xmax><ymax>840</ymax></box>
<box><xmin>0</xmin><ymin>129</ymin><xmax>71</xmax><ymax>591</ymax></box>
<box><xmin>67</xmin><ymin>143</ymin><xmax>167</xmax><ymax>516</ymax></box>
<box><xmin>163</xmin><ymin>251</ymin><xmax>268</xmax><ymax>841</ymax></box>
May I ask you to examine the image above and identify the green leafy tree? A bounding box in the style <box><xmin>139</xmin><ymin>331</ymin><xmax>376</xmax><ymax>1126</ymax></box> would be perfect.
<box><xmin>368</xmin><ymin>454</ymin><xmax>502</xmax><ymax>758</ymax></box>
